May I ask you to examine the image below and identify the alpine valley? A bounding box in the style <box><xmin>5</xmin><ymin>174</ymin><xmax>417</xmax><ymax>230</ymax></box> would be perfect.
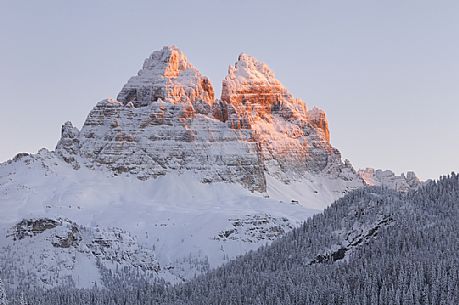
<box><xmin>0</xmin><ymin>46</ymin><xmax>421</xmax><ymax>290</ymax></box>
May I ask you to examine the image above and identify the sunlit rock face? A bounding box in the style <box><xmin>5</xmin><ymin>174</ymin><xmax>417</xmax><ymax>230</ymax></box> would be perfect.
<box><xmin>220</xmin><ymin>53</ymin><xmax>291</xmax><ymax>116</ymax></box>
<box><xmin>117</xmin><ymin>46</ymin><xmax>215</xmax><ymax>107</ymax></box>
<box><xmin>217</xmin><ymin>53</ymin><xmax>347</xmax><ymax>182</ymax></box>
<box><xmin>56</xmin><ymin>46</ymin><xmax>359</xmax><ymax>191</ymax></box>
<box><xmin>57</xmin><ymin>47</ymin><xmax>266</xmax><ymax>192</ymax></box>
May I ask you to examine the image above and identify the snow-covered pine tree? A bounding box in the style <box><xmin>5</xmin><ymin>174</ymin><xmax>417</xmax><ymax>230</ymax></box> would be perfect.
<box><xmin>0</xmin><ymin>278</ymin><xmax>7</xmax><ymax>305</ymax></box>
<box><xmin>19</xmin><ymin>292</ymin><xmax>26</xmax><ymax>305</ymax></box>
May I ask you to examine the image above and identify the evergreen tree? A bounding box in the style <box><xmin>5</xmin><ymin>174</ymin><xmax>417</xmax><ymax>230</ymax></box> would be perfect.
<box><xmin>0</xmin><ymin>278</ymin><xmax>7</xmax><ymax>305</ymax></box>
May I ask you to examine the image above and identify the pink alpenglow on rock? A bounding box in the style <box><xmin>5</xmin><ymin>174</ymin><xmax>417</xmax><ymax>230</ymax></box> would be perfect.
<box><xmin>56</xmin><ymin>46</ymin><xmax>360</xmax><ymax>191</ymax></box>
<box><xmin>117</xmin><ymin>45</ymin><xmax>215</xmax><ymax>107</ymax></box>
<box><xmin>216</xmin><ymin>53</ymin><xmax>343</xmax><ymax>181</ymax></box>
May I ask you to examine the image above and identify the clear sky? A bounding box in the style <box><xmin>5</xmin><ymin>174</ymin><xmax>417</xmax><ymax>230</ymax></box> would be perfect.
<box><xmin>0</xmin><ymin>0</ymin><xmax>458</xmax><ymax>180</ymax></box>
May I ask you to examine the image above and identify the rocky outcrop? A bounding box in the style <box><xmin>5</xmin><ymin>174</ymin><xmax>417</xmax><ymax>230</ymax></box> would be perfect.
<box><xmin>55</xmin><ymin>121</ymin><xmax>80</xmax><ymax>169</ymax></box>
<box><xmin>358</xmin><ymin>168</ymin><xmax>422</xmax><ymax>192</ymax></box>
<box><xmin>52</xmin><ymin>222</ymin><xmax>80</xmax><ymax>248</ymax></box>
<box><xmin>8</xmin><ymin>218</ymin><xmax>60</xmax><ymax>240</ymax></box>
<box><xmin>7</xmin><ymin>218</ymin><xmax>81</xmax><ymax>247</ymax></box>
<box><xmin>3</xmin><ymin>218</ymin><xmax>166</xmax><ymax>288</ymax></box>
<box><xmin>215</xmin><ymin>214</ymin><xmax>294</xmax><ymax>243</ymax></box>
<box><xmin>309</xmin><ymin>215</ymin><xmax>395</xmax><ymax>265</ymax></box>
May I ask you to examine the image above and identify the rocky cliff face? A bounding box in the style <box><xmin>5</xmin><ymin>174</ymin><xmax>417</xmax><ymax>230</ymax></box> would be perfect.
<box><xmin>217</xmin><ymin>53</ymin><xmax>343</xmax><ymax>182</ymax></box>
<box><xmin>358</xmin><ymin>168</ymin><xmax>422</xmax><ymax>192</ymax></box>
<box><xmin>56</xmin><ymin>46</ymin><xmax>359</xmax><ymax>192</ymax></box>
<box><xmin>57</xmin><ymin>46</ymin><xmax>266</xmax><ymax>191</ymax></box>
<box><xmin>117</xmin><ymin>46</ymin><xmax>214</xmax><ymax>107</ymax></box>
<box><xmin>2</xmin><ymin>217</ymin><xmax>170</xmax><ymax>288</ymax></box>
<box><xmin>72</xmin><ymin>98</ymin><xmax>265</xmax><ymax>191</ymax></box>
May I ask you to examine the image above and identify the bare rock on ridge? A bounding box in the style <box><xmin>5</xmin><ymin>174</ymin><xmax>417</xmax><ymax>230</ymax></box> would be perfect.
<box><xmin>216</xmin><ymin>53</ymin><xmax>349</xmax><ymax>182</ymax></box>
<box><xmin>117</xmin><ymin>45</ymin><xmax>215</xmax><ymax>107</ymax></box>
<box><xmin>55</xmin><ymin>47</ymin><xmax>361</xmax><ymax>191</ymax></box>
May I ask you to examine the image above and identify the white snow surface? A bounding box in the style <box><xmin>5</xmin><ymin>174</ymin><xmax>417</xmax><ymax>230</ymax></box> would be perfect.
<box><xmin>0</xmin><ymin>150</ymin><xmax>356</xmax><ymax>288</ymax></box>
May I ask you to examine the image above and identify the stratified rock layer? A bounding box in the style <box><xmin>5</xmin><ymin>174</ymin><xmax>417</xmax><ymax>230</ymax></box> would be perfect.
<box><xmin>117</xmin><ymin>46</ymin><xmax>215</xmax><ymax>107</ymax></box>
<box><xmin>218</xmin><ymin>53</ymin><xmax>348</xmax><ymax>182</ymax></box>
<box><xmin>71</xmin><ymin>98</ymin><xmax>266</xmax><ymax>191</ymax></box>
<box><xmin>56</xmin><ymin>46</ymin><xmax>360</xmax><ymax>191</ymax></box>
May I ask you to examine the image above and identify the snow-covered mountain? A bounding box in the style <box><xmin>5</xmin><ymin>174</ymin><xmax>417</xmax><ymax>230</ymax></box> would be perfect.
<box><xmin>55</xmin><ymin>46</ymin><xmax>359</xmax><ymax>193</ymax></box>
<box><xmin>0</xmin><ymin>46</ymin><xmax>419</xmax><ymax>289</ymax></box>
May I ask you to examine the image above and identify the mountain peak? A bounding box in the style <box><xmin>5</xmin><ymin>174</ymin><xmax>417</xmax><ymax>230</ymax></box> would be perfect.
<box><xmin>142</xmin><ymin>45</ymin><xmax>191</xmax><ymax>78</ymax></box>
<box><xmin>215</xmin><ymin>53</ymin><xmax>339</xmax><ymax>180</ymax></box>
<box><xmin>228</xmin><ymin>53</ymin><xmax>278</xmax><ymax>83</ymax></box>
<box><xmin>221</xmin><ymin>53</ymin><xmax>289</xmax><ymax>106</ymax></box>
<box><xmin>54</xmin><ymin>47</ymin><xmax>355</xmax><ymax>190</ymax></box>
<box><xmin>117</xmin><ymin>45</ymin><xmax>215</xmax><ymax>107</ymax></box>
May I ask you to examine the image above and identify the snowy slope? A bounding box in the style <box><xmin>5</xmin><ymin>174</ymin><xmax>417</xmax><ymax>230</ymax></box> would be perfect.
<box><xmin>0</xmin><ymin>150</ymin><xmax>331</xmax><ymax>288</ymax></box>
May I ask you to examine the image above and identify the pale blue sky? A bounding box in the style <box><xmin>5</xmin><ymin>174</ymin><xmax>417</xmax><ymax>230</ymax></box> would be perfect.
<box><xmin>1</xmin><ymin>0</ymin><xmax>458</xmax><ymax>180</ymax></box>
